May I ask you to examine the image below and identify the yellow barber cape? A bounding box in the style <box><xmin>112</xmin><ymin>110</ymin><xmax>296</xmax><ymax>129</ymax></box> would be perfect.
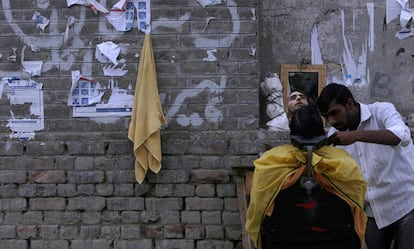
<box><xmin>245</xmin><ymin>144</ymin><xmax>367</xmax><ymax>249</ymax></box>
<box><xmin>128</xmin><ymin>34</ymin><xmax>166</xmax><ymax>184</ymax></box>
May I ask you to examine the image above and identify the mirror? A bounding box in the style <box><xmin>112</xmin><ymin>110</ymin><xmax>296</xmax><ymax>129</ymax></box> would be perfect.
<box><xmin>280</xmin><ymin>64</ymin><xmax>326</xmax><ymax>114</ymax></box>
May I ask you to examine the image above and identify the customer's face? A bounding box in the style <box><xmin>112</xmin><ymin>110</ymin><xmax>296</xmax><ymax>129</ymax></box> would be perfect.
<box><xmin>288</xmin><ymin>91</ymin><xmax>308</xmax><ymax>113</ymax></box>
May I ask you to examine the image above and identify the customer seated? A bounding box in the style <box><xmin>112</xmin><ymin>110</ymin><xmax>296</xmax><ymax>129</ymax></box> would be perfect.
<box><xmin>245</xmin><ymin>105</ymin><xmax>367</xmax><ymax>249</ymax></box>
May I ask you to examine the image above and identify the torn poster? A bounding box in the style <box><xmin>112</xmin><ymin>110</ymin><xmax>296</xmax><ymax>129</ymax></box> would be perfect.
<box><xmin>106</xmin><ymin>0</ymin><xmax>135</xmax><ymax>31</ymax></box>
<box><xmin>0</xmin><ymin>77</ymin><xmax>44</xmax><ymax>141</ymax></box>
<box><xmin>135</xmin><ymin>0</ymin><xmax>151</xmax><ymax>33</ymax></box>
<box><xmin>72</xmin><ymin>87</ymin><xmax>133</xmax><ymax>117</ymax></box>
<box><xmin>32</xmin><ymin>11</ymin><xmax>49</xmax><ymax>32</ymax></box>
<box><xmin>202</xmin><ymin>49</ymin><xmax>217</xmax><ymax>61</ymax></box>
<box><xmin>249</xmin><ymin>44</ymin><xmax>256</xmax><ymax>56</ymax></box>
<box><xmin>68</xmin><ymin>70</ymin><xmax>104</xmax><ymax>106</ymax></box>
<box><xmin>386</xmin><ymin>0</ymin><xmax>407</xmax><ymax>24</ymax></box>
<box><xmin>96</xmin><ymin>41</ymin><xmax>121</xmax><ymax>65</ymax></box>
<box><xmin>311</xmin><ymin>25</ymin><xmax>323</xmax><ymax>65</ymax></box>
<box><xmin>103</xmin><ymin>64</ymin><xmax>128</xmax><ymax>77</ymax></box>
<box><xmin>395</xmin><ymin>8</ymin><xmax>414</xmax><ymax>39</ymax></box>
<box><xmin>21</xmin><ymin>46</ymin><xmax>43</xmax><ymax>77</ymax></box>
<box><xmin>8</xmin><ymin>48</ymin><xmax>17</xmax><ymax>62</ymax></box>
<box><xmin>69</xmin><ymin>72</ymin><xmax>133</xmax><ymax>117</ymax></box>
<box><xmin>197</xmin><ymin>0</ymin><xmax>222</xmax><ymax>8</ymax></box>
<box><xmin>66</xmin><ymin>0</ymin><xmax>109</xmax><ymax>14</ymax></box>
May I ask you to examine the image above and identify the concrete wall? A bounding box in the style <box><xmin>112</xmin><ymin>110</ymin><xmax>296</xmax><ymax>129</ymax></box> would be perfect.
<box><xmin>259</xmin><ymin>0</ymin><xmax>414</xmax><ymax>123</ymax></box>
<box><xmin>1</xmin><ymin>1</ymin><xmax>414</xmax><ymax>249</ymax></box>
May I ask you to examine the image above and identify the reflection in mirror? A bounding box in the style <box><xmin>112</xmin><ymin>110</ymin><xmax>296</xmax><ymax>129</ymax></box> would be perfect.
<box><xmin>288</xmin><ymin>72</ymin><xmax>318</xmax><ymax>105</ymax></box>
<box><xmin>280</xmin><ymin>64</ymin><xmax>326</xmax><ymax>115</ymax></box>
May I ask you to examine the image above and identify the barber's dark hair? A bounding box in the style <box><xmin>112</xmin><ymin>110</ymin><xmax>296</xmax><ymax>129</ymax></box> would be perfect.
<box><xmin>317</xmin><ymin>83</ymin><xmax>356</xmax><ymax>114</ymax></box>
<box><xmin>289</xmin><ymin>105</ymin><xmax>325</xmax><ymax>138</ymax></box>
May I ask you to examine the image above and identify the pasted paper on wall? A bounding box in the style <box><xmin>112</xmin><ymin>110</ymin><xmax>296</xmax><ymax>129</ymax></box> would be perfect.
<box><xmin>72</xmin><ymin>87</ymin><xmax>133</xmax><ymax>117</ymax></box>
<box><xmin>385</xmin><ymin>0</ymin><xmax>414</xmax><ymax>39</ymax></box>
<box><xmin>96</xmin><ymin>41</ymin><xmax>121</xmax><ymax>65</ymax></box>
<box><xmin>67</xmin><ymin>0</ymin><xmax>150</xmax><ymax>33</ymax></box>
<box><xmin>106</xmin><ymin>0</ymin><xmax>135</xmax><ymax>31</ymax></box>
<box><xmin>135</xmin><ymin>0</ymin><xmax>151</xmax><ymax>33</ymax></box>
<box><xmin>69</xmin><ymin>71</ymin><xmax>133</xmax><ymax>117</ymax></box>
<box><xmin>103</xmin><ymin>64</ymin><xmax>128</xmax><ymax>77</ymax></box>
<box><xmin>386</xmin><ymin>0</ymin><xmax>406</xmax><ymax>24</ymax></box>
<box><xmin>196</xmin><ymin>0</ymin><xmax>222</xmax><ymax>8</ymax></box>
<box><xmin>0</xmin><ymin>77</ymin><xmax>44</xmax><ymax>141</ymax></box>
<box><xmin>95</xmin><ymin>41</ymin><xmax>128</xmax><ymax>77</ymax></box>
<box><xmin>202</xmin><ymin>49</ymin><xmax>217</xmax><ymax>61</ymax></box>
<box><xmin>311</xmin><ymin>25</ymin><xmax>323</xmax><ymax>65</ymax></box>
<box><xmin>395</xmin><ymin>8</ymin><xmax>414</xmax><ymax>39</ymax></box>
<box><xmin>21</xmin><ymin>46</ymin><xmax>43</xmax><ymax>77</ymax></box>
<box><xmin>68</xmin><ymin>70</ymin><xmax>104</xmax><ymax>106</ymax></box>
<box><xmin>8</xmin><ymin>48</ymin><xmax>17</xmax><ymax>62</ymax></box>
<box><xmin>66</xmin><ymin>0</ymin><xmax>109</xmax><ymax>14</ymax></box>
<box><xmin>32</xmin><ymin>11</ymin><xmax>49</xmax><ymax>32</ymax></box>
<box><xmin>339</xmin><ymin>9</ymin><xmax>369</xmax><ymax>85</ymax></box>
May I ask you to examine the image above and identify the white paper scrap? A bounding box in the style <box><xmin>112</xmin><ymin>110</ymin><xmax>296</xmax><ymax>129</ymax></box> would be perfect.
<box><xmin>103</xmin><ymin>64</ymin><xmax>128</xmax><ymax>76</ymax></box>
<box><xmin>311</xmin><ymin>25</ymin><xmax>323</xmax><ymax>65</ymax></box>
<box><xmin>21</xmin><ymin>46</ymin><xmax>43</xmax><ymax>77</ymax></box>
<box><xmin>66</xmin><ymin>0</ymin><xmax>109</xmax><ymax>14</ymax></box>
<box><xmin>196</xmin><ymin>0</ymin><xmax>222</xmax><ymax>8</ymax></box>
<box><xmin>202</xmin><ymin>49</ymin><xmax>217</xmax><ymax>61</ymax></box>
<box><xmin>32</xmin><ymin>11</ymin><xmax>49</xmax><ymax>32</ymax></box>
<box><xmin>386</xmin><ymin>0</ymin><xmax>405</xmax><ymax>24</ymax></box>
<box><xmin>96</xmin><ymin>41</ymin><xmax>121</xmax><ymax>65</ymax></box>
<box><xmin>106</xmin><ymin>0</ymin><xmax>135</xmax><ymax>31</ymax></box>
<box><xmin>8</xmin><ymin>48</ymin><xmax>17</xmax><ymax>62</ymax></box>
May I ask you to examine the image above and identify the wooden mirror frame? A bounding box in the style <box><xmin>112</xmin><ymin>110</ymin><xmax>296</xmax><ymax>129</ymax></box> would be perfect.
<box><xmin>280</xmin><ymin>64</ymin><xmax>327</xmax><ymax>114</ymax></box>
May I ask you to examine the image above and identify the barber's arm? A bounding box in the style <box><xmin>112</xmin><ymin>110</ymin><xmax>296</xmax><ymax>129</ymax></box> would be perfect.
<box><xmin>328</xmin><ymin>102</ymin><xmax>408</xmax><ymax>146</ymax></box>
<box><xmin>377</xmin><ymin>102</ymin><xmax>412</xmax><ymax>146</ymax></box>
<box><xmin>328</xmin><ymin>130</ymin><xmax>400</xmax><ymax>146</ymax></box>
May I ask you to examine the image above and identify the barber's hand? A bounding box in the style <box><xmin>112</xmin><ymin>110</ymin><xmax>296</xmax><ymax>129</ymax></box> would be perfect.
<box><xmin>327</xmin><ymin>131</ymin><xmax>356</xmax><ymax>146</ymax></box>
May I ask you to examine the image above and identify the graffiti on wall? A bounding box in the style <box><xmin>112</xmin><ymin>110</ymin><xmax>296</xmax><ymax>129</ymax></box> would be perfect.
<box><xmin>165</xmin><ymin>76</ymin><xmax>227</xmax><ymax>127</ymax></box>
<box><xmin>0</xmin><ymin>0</ymin><xmax>249</xmax><ymax>139</ymax></box>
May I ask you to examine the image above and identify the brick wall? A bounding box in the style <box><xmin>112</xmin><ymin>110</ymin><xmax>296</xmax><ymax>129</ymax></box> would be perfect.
<box><xmin>0</xmin><ymin>1</ymin><xmax>272</xmax><ymax>249</ymax></box>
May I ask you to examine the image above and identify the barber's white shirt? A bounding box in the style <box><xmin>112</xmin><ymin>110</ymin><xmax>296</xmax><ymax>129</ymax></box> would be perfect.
<box><xmin>328</xmin><ymin>102</ymin><xmax>414</xmax><ymax>228</ymax></box>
